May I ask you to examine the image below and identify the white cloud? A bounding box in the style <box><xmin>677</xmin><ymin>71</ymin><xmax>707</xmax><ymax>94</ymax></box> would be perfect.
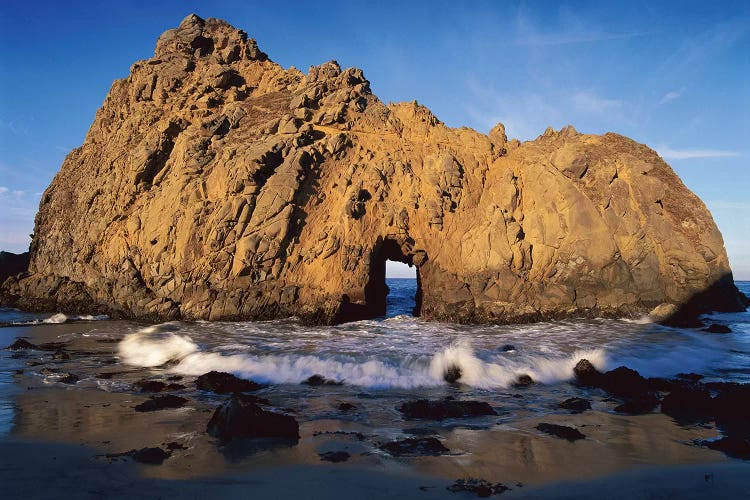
<box><xmin>573</xmin><ymin>90</ymin><xmax>622</xmax><ymax>114</ymax></box>
<box><xmin>0</xmin><ymin>186</ymin><xmax>8</xmax><ymax>195</ymax></box>
<box><xmin>659</xmin><ymin>88</ymin><xmax>685</xmax><ymax>104</ymax></box>
<box><xmin>656</xmin><ymin>146</ymin><xmax>741</xmax><ymax>160</ymax></box>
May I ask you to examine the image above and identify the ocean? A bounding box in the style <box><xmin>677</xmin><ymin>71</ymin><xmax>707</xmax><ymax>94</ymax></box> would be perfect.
<box><xmin>1</xmin><ymin>280</ymin><xmax>748</xmax><ymax>438</ymax></box>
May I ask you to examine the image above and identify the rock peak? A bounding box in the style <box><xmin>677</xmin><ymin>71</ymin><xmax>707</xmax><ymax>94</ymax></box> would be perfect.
<box><xmin>179</xmin><ymin>13</ymin><xmax>205</xmax><ymax>27</ymax></box>
<box><xmin>1</xmin><ymin>15</ymin><xmax>744</xmax><ymax>325</ymax></box>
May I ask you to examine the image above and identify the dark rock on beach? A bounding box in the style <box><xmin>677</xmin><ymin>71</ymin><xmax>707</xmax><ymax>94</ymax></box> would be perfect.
<box><xmin>443</xmin><ymin>364</ymin><xmax>462</xmax><ymax>383</ymax></box>
<box><xmin>398</xmin><ymin>399</ymin><xmax>497</xmax><ymax>420</ymax></box>
<box><xmin>134</xmin><ymin>395</ymin><xmax>188</xmax><ymax>412</ymax></box>
<box><xmin>106</xmin><ymin>446</ymin><xmax>172</xmax><ymax>465</ymax></box>
<box><xmin>379</xmin><ymin>437</ymin><xmax>450</xmax><ymax>457</ymax></box>
<box><xmin>536</xmin><ymin>423</ymin><xmax>586</xmax><ymax>441</ymax></box>
<box><xmin>614</xmin><ymin>393</ymin><xmax>660</xmax><ymax>415</ymax></box>
<box><xmin>713</xmin><ymin>383</ymin><xmax>750</xmax><ymax>419</ymax></box>
<box><xmin>206</xmin><ymin>394</ymin><xmax>299</xmax><ymax>442</ymax></box>
<box><xmin>598</xmin><ymin>366</ymin><xmax>651</xmax><ymax>398</ymax></box>
<box><xmin>557</xmin><ymin>397</ymin><xmax>591</xmax><ymax>413</ymax></box>
<box><xmin>574</xmin><ymin>360</ymin><xmax>653</xmax><ymax>399</ymax></box>
<box><xmin>5</xmin><ymin>338</ymin><xmax>37</xmax><ymax>350</ymax></box>
<box><xmin>196</xmin><ymin>371</ymin><xmax>263</xmax><ymax>393</ymax></box>
<box><xmin>661</xmin><ymin>387</ymin><xmax>713</xmax><ymax>421</ymax></box>
<box><xmin>319</xmin><ymin>451</ymin><xmax>350</xmax><ymax>463</ymax></box>
<box><xmin>131</xmin><ymin>447</ymin><xmax>172</xmax><ymax>464</ymax></box>
<box><xmin>303</xmin><ymin>374</ymin><xmax>342</xmax><ymax>386</ymax></box>
<box><xmin>703</xmin><ymin>324</ymin><xmax>732</xmax><ymax>334</ymax></box>
<box><xmin>447</xmin><ymin>478</ymin><xmax>510</xmax><ymax>497</ymax></box>
<box><xmin>703</xmin><ymin>437</ymin><xmax>750</xmax><ymax>460</ymax></box>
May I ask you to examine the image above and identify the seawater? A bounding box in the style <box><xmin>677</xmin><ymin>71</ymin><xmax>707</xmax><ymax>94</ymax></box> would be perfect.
<box><xmin>1</xmin><ymin>280</ymin><xmax>749</xmax><ymax>434</ymax></box>
<box><xmin>117</xmin><ymin>279</ymin><xmax>750</xmax><ymax>387</ymax></box>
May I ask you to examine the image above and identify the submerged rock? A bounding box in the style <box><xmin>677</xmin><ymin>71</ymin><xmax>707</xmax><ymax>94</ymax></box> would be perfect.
<box><xmin>513</xmin><ymin>374</ymin><xmax>535</xmax><ymax>387</ymax></box>
<box><xmin>573</xmin><ymin>359</ymin><xmax>601</xmax><ymax>385</ymax></box>
<box><xmin>557</xmin><ymin>397</ymin><xmax>591</xmax><ymax>413</ymax></box>
<box><xmin>398</xmin><ymin>399</ymin><xmax>496</xmax><ymax>420</ymax></box>
<box><xmin>52</xmin><ymin>349</ymin><xmax>70</xmax><ymax>360</ymax></box>
<box><xmin>134</xmin><ymin>395</ymin><xmax>188</xmax><ymax>412</ymax></box>
<box><xmin>133</xmin><ymin>379</ymin><xmax>186</xmax><ymax>393</ymax></box>
<box><xmin>703</xmin><ymin>324</ymin><xmax>732</xmax><ymax>334</ymax></box>
<box><xmin>337</xmin><ymin>401</ymin><xmax>357</xmax><ymax>412</ymax></box>
<box><xmin>59</xmin><ymin>373</ymin><xmax>79</xmax><ymax>384</ymax></box>
<box><xmin>446</xmin><ymin>479</ymin><xmax>510</xmax><ymax>497</ymax></box>
<box><xmin>443</xmin><ymin>364</ymin><xmax>462</xmax><ymax>383</ymax></box>
<box><xmin>196</xmin><ymin>371</ymin><xmax>263</xmax><ymax>393</ymax></box>
<box><xmin>302</xmin><ymin>374</ymin><xmax>341</xmax><ymax>386</ymax></box>
<box><xmin>206</xmin><ymin>394</ymin><xmax>299</xmax><ymax>442</ymax></box>
<box><xmin>379</xmin><ymin>437</ymin><xmax>450</xmax><ymax>457</ymax></box>
<box><xmin>319</xmin><ymin>451</ymin><xmax>350</xmax><ymax>463</ymax></box>
<box><xmin>1</xmin><ymin>15</ymin><xmax>743</xmax><ymax>326</ymax></box>
<box><xmin>535</xmin><ymin>423</ymin><xmax>586</xmax><ymax>441</ymax></box>
<box><xmin>5</xmin><ymin>338</ymin><xmax>37</xmax><ymax>350</ymax></box>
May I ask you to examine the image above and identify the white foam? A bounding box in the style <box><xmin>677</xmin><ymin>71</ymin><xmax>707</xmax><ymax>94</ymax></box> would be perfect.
<box><xmin>118</xmin><ymin>322</ymin><xmax>198</xmax><ymax>367</ymax></box>
<box><xmin>5</xmin><ymin>312</ymin><xmax>110</xmax><ymax>326</ymax></box>
<box><xmin>117</xmin><ymin>324</ymin><xmax>610</xmax><ymax>389</ymax></box>
<box><xmin>428</xmin><ymin>340</ymin><xmax>607</xmax><ymax>388</ymax></box>
<box><xmin>43</xmin><ymin>313</ymin><xmax>69</xmax><ymax>324</ymax></box>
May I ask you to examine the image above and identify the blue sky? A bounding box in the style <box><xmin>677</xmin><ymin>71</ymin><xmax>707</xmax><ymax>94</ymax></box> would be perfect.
<box><xmin>0</xmin><ymin>1</ymin><xmax>748</xmax><ymax>279</ymax></box>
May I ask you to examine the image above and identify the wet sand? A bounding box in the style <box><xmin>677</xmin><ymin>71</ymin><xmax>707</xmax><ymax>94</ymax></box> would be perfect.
<box><xmin>1</xmin><ymin>321</ymin><xmax>749</xmax><ymax>498</ymax></box>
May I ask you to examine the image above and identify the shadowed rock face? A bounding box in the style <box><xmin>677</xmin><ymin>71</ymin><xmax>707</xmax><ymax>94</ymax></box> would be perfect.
<box><xmin>0</xmin><ymin>14</ymin><xmax>745</xmax><ymax>324</ymax></box>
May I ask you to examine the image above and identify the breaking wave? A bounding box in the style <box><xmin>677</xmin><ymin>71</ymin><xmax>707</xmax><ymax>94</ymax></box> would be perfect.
<box><xmin>1</xmin><ymin>312</ymin><xmax>109</xmax><ymax>327</ymax></box>
<box><xmin>118</xmin><ymin>323</ymin><xmax>609</xmax><ymax>389</ymax></box>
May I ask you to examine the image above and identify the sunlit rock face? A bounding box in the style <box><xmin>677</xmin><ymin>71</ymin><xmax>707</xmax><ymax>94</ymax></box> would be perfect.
<box><xmin>1</xmin><ymin>14</ymin><xmax>745</xmax><ymax>324</ymax></box>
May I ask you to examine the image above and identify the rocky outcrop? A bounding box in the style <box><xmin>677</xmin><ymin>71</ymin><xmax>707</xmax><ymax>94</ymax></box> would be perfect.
<box><xmin>1</xmin><ymin>14</ymin><xmax>745</xmax><ymax>324</ymax></box>
<box><xmin>0</xmin><ymin>251</ymin><xmax>29</xmax><ymax>287</ymax></box>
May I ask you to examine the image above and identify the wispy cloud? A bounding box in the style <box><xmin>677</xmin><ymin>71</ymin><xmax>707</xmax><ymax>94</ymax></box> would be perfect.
<box><xmin>659</xmin><ymin>88</ymin><xmax>685</xmax><ymax>104</ymax></box>
<box><xmin>573</xmin><ymin>90</ymin><xmax>623</xmax><ymax>114</ymax></box>
<box><xmin>656</xmin><ymin>146</ymin><xmax>741</xmax><ymax>160</ymax></box>
<box><xmin>501</xmin><ymin>31</ymin><xmax>648</xmax><ymax>47</ymax></box>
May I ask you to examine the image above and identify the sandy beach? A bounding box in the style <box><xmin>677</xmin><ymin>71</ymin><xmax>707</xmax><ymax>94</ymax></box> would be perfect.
<box><xmin>1</xmin><ymin>316</ymin><xmax>749</xmax><ymax>498</ymax></box>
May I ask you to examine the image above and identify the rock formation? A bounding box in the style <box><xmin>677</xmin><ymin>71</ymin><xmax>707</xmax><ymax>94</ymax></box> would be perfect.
<box><xmin>1</xmin><ymin>14</ymin><xmax>745</xmax><ymax>324</ymax></box>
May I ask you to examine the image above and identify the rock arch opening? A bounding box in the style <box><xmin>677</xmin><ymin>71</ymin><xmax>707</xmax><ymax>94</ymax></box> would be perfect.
<box><xmin>385</xmin><ymin>261</ymin><xmax>418</xmax><ymax>317</ymax></box>
<box><xmin>365</xmin><ymin>238</ymin><xmax>423</xmax><ymax>318</ymax></box>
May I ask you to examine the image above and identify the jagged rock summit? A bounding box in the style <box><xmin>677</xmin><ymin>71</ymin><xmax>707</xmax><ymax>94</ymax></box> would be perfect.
<box><xmin>1</xmin><ymin>14</ymin><xmax>745</xmax><ymax>324</ymax></box>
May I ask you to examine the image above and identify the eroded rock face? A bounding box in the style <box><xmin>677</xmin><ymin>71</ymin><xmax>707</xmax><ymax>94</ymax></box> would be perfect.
<box><xmin>1</xmin><ymin>14</ymin><xmax>745</xmax><ymax>324</ymax></box>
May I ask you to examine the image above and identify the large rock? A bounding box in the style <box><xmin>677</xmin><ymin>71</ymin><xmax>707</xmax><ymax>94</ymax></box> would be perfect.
<box><xmin>0</xmin><ymin>14</ymin><xmax>744</xmax><ymax>325</ymax></box>
<box><xmin>397</xmin><ymin>398</ymin><xmax>496</xmax><ymax>420</ymax></box>
<box><xmin>206</xmin><ymin>394</ymin><xmax>299</xmax><ymax>442</ymax></box>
